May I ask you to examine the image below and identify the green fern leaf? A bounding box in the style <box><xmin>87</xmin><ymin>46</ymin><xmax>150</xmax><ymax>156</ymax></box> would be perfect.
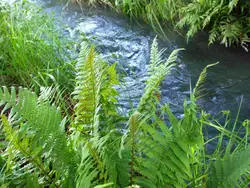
<box><xmin>0</xmin><ymin>87</ymin><xmax>77</xmax><ymax>187</ymax></box>
<box><xmin>208</xmin><ymin>146</ymin><xmax>250</xmax><ymax>188</ymax></box>
<box><xmin>194</xmin><ymin>62</ymin><xmax>219</xmax><ymax>100</ymax></box>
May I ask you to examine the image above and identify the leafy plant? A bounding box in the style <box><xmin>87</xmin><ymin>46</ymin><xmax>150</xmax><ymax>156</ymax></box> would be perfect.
<box><xmin>1</xmin><ymin>38</ymin><xmax>250</xmax><ymax>187</ymax></box>
<box><xmin>177</xmin><ymin>0</ymin><xmax>250</xmax><ymax>49</ymax></box>
<box><xmin>0</xmin><ymin>87</ymin><xmax>77</xmax><ymax>187</ymax></box>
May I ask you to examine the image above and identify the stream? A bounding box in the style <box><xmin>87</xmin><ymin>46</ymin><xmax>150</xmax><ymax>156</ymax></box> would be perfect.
<box><xmin>41</xmin><ymin>0</ymin><xmax>250</xmax><ymax>121</ymax></box>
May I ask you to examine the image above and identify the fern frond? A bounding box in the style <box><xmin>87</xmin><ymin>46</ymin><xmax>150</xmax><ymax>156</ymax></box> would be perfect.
<box><xmin>73</xmin><ymin>42</ymin><xmax>128</xmax><ymax>187</ymax></box>
<box><xmin>228</xmin><ymin>0</ymin><xmax>239</xmax><ymax>12</ymax></box>
<box><xmin>72</xmin><ymin>42</ymin><xmax>121</xmax><ymax>136</ymax></box>
<box><xmin>0</xmin><ymin>86</ymin><xmax>77</xmax><ymax>187</ymax></box>
<box><xmin>137</xmin><ymin>40</ymin><xmax>183</xmax><ymax>116</ymax></box>
<box><xmin>208</xmin><ymin>146</ymin><xmax>250</xmax><ymax>188</ymax></box>
<box><xmin>220</xmin><ymin>20</ymin><xmax>242</xmax><ymax>47</ymax></box>
<box><xmin>76</xmin><ymin>131</ymin><xmax>130</xmax><ymax>187</ymax></box>
<box><xmin>209</xmin><ymin>27</ymin><xmax>219</xmax><ymax>45</ymax></box>
<box><xmin>121</xmin><ymin>41</ymin><xmax>204</xmax><ymax>187</ymax></box>
<box><xmin>148</xmin><ymin>37</ymin><xmax>166</xmax><ymax>73</ymax></box>
<box><xmin>73</xmin><ymin>43</ymin><xmax>103</xmax><ymax>135</ymax></box>
<box><xmin>193</xmin><ymin>62</ymin><xmax>219</xmax><ymax>100</ymax></box>
<box><xmin>124</xmin><ymin>111</ymin><xmax>203</xmax><ymax>187</ymax></box>
<box><xmin>1</xmin><ymin>114</ymin><xmax>49</xmax><ymax>186</ymax></box>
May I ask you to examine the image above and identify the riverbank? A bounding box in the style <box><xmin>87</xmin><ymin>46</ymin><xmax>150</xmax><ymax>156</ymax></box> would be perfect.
<box><xmin>71</xmin><ymin>0</ymin><xmax>250</xmax><ymax>50</ymax></box>
<box><xmin>1</xmin><ymin>1</ymin><xmax>250</xmax><ymax>187</ymax></box>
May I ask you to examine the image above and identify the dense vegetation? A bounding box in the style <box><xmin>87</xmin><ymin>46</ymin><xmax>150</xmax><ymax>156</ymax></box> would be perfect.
<box><xmin>0</xmin><ymin>1</ymin><xmax>75</xmax><ymax>113</ymax></box>
<box><xmin>77</xmin><ymin>0</ymin><xmax>250</xmax><ymax>50</ymax></box>
<box><xmin>1</xmin><ymin>1</ymin><xmax>250</xmax><ymax>187</ymax></box>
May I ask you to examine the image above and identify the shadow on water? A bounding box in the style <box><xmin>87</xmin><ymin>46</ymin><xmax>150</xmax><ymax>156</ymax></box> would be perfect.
<box><xmin>40</xmin><ymin>0</ymin><xmax>250</xmax><ymax>121</ymax></box>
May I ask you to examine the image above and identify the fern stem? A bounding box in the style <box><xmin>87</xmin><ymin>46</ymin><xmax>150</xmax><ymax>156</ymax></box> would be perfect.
<box><xmin>129</xmin><ymin>114</ymin><xmax>137</xmax><ymax>185</ymax></box>
<box><xmin>89</xmin><ymin>47</ymin><xmax>97</xmax><ymax>136</ymax></box>
<box><xmin>2</xmin><ymin>115</ymin><xmax>59</xmax><ymax>187</ymax></box>
<box><xmin>15</xmin><ymin>140</ymin><xmax>60</xmax><ymax>188</ymax></box>
<box><xmin>86</xmin><ymin>141</ymin><xmax>105</xmax><ymax>181</ymax></box>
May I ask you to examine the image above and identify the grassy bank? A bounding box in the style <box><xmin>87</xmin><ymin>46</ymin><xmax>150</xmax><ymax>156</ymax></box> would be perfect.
<box><xmin>0</xmin><ymin>1</ymin><xmax>250</xmax><ymax>187</ymax></box>
<box><xmin>77</xmin><ymin>0</ymin><xmax>250</xmax><ymax>50</ymax></box>
<box><xmin>0</xmin><ymin>1</ymin><xmax>77</xmax><ymax>113</ymax></box>
<box><xmin>0</xmin><ymin>1</ymin><xmax>75</xmax><ymax>94</ymax></box>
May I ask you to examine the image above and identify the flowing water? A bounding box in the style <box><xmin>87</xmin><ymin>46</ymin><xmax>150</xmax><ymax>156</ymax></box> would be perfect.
<box><xmin>41</xmin><ymin>0</ymin><xmax>250</xmax><ymax>121</ymax></box>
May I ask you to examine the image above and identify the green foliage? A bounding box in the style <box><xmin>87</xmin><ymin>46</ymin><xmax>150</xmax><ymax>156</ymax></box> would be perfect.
<box><xmin>1</xmin><ymin>34</ymin><xmax>250</xmax><ymax>187</ymax></box>
<box><xmin>137</xmin><ymin>38</ymin><xmax>183</xmax><ymax>115</ymax></box>
<box><xmin>194</xmin><ymin>62</ymin><xmax>219</xmax><ymax>99</ymax></box>
<box><xmin>120</xmin><ymin>39</ymin><xmax>194</xmax><ymax>187</ymax></box>
<box><xmin>177</xmin><ymin>0</ymin><xmax>250</xmax><ymax>49</ymax></box>
<box><xmin>198</xmin><ymin>97</ymin><xmax>250</xmax><ymax>187</ymax></box>
<box><xmin>72</xmin><ymin>42</ymin><xmax>129</xmax><ymax>187</ymax></box>
<box><xmin>0</xmin><ymin>1</ymin><xmax>75</xmax><ymax>93</ymax></box>
<box><xmin>76</xmin><ymin>0</ymin><xmax>250</xmax><ymax>49</ymax></box>
<box><xmin>72</xmin><ymin>42</ymin><xmax>120</xmax><ymax>136</ymax></box>
<box><xmin>1</xmin><ymin>1</ymin><xmax>250</xmax><ymax>188</ymax></box>
<box><xmin>208</xmin><ymin>146</ymin><xmax>250</xmax><ymax>188</ymax></box>
<box><xmin>77</xmin><ymin>0</ymin><xmax>186</xmax><ymax>37</ymax></box>
<box><xmin>0</xmin><ymin>87</ymin><xmax>77</xmax><ymax>187</ymax></box>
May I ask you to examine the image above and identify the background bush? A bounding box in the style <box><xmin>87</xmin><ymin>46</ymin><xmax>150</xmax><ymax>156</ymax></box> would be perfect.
<box><xmin>78</xmin><ymin>0</ymin><xmax>250</xmax><ymax>49</ymax></box>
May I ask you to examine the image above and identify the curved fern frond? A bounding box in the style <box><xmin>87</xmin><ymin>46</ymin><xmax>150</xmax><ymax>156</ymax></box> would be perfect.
<box><xmin>137</xmin><ymin>39</ymin><xmax>184</xmax><ymax>116</ymax></box>
<box><xmin>73</xmin><ymin>43</ymin><xmax>103</xmax><ymax>135</ymax></box>
<box><xmin>148</xmin><ymin>37</ymin><xmax>166</xmax><ymax>74</ymax></box>
<box><xmin>194</xmin><ymin>62</ymin><xmax>219</xmax><ymax>100</ymax></box>
<box><xmin>73</xmin><ymin>42</ymin><xmax>127</xmax><ymax>187</ymax></box>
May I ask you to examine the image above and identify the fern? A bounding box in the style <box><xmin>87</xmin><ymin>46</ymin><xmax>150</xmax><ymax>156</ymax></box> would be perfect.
<box><xmin>137</xmin><ymin>37</ymin><xmax>184</xmax><ymax>116</ymax></box>
<box><xmin>72</xmin><ymin>44</ymin><xmax>102</xmax><ymax>135</ymax></box>
<box><xmin>207</xmin><ymin>145</ymin><xmax>250</xmax><ymax>188</ymax></box>
<box><xmin>194</xmin><ymin>62</ymin><xmax>219</xmax><ymax>100</ymax></box>
<box><xmin>0</xmin><ymin>42</ymin><xmax>125</xmax><ymax>187</ymax></box>
<box><xmin>72</xmin><ymin>42</ymin><xmax>120</xmax><ymax>137</ymax></box>
<box><xmin>1</xmin><ymin>36</ymin><xmax>250</xmax><ymax>187</ymax></box>
<box><xmin>127</xmin><ymin>114</ymin><xmax>203</xmax><ymax>187</ymax></box>
<box><xmin>0</xmin><ymin>87</ymin><xmax>77</xmax><ymax>187</ymax></box>
<box><xmin>177</xmin><ymin>0</ymin><xmax>250</xmax><ymax>49</ymax></box>
<box><xmin>220</xmin><ymin>20</ymin><xmax>242</xmax><ymax>47</ymax></box>
<box><xmin>123</xmin><ymin>52</ymin><xmax>224</xmax><ymax>187</ymax></box>
<box><xmin>76</xmin><ymin>136</ymin><xmax>108</xmax><ymax>188</ymax></box>
<box><xmin>119</xmin><ymin>40</ymin><xmax>205</xmax><ymax>187</ymax></box>
<box><xmin>209</xmin><ymin>26</ymin><xmax>219</xmax><ymax>45</ymax></box>
<box><xmin>73</xmin><ymin>42</ymin><xmax>129</xmax><ymax>187</ymax></box>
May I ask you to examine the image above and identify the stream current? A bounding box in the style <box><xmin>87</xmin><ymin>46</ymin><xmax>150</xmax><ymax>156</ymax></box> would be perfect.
<box><xmin>41</xmin><ymin>0</ymin><xmax>250</xmax><ymax>121</ymax></box>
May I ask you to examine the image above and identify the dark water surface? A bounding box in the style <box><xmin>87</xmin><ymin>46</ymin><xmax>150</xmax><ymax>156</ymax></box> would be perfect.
<box><xmin>41</xmin><ymin>0</ymin><xmax>250</xmax><ymax>120</ymax></box>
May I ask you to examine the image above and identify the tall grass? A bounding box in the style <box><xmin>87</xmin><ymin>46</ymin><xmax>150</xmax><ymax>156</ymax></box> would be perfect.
<box><xmin>75</xmin><ymin>0</ymin><xmax>187</xmax><ymax>38</ymax></box>
<box><xmin>0</xmin><ymin>1</ymin><xmax>75</xmax><ymax>93</ymax></box>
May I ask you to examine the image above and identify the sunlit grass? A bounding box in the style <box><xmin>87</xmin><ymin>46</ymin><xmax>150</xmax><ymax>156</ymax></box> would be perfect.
<box><xmin>0</xmin><ymin>2</ymin><xmax>75</xmax><ymax>93</ymax></box>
